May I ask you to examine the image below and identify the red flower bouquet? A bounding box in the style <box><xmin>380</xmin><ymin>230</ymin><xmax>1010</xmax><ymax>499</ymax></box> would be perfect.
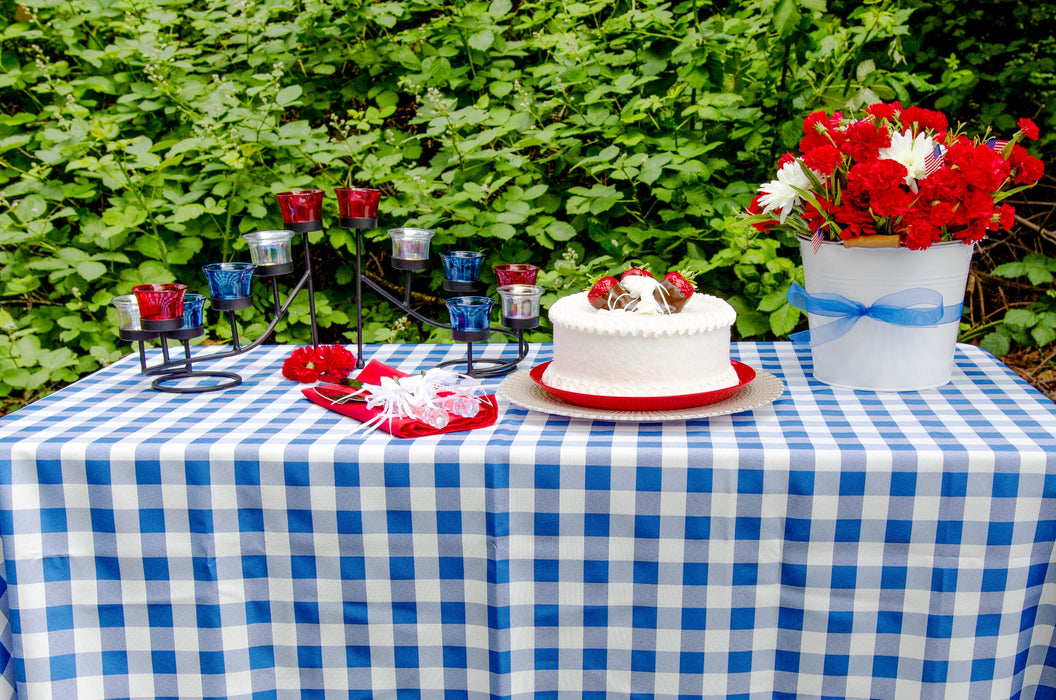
<box><xmin>747</xmin><ymin>103</ymin><xmax>1044</xmax><ymax>250</ymax></box>
<box><xmin>282</xmin><ymin>344</ymin><xmax>357</xmax><ymax>383</ymax></box>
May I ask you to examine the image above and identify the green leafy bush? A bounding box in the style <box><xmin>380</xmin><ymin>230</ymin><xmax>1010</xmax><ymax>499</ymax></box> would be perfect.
<box><xmin>2</xmin><ymin>0</ymin><xmax>1053</xmax><ymax>412</ymax></box>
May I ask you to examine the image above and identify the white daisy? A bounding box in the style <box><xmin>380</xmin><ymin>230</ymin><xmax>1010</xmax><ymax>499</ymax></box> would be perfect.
<box><xmin>756</xmin><ymin>160</ymin><xmax>812</xmax><ymax>223</ymax></box>
<box><xmin>879</xmin><ymin>129</ymin><xmax>936</xmax><ymax>190</ymax></box>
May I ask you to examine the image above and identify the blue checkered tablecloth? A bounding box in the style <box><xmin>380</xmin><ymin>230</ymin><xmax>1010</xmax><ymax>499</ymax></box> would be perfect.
<box><xmin>1</xmin><ymin>342</ymin><xmax>1055</xmax><ymax>699</ymax></box>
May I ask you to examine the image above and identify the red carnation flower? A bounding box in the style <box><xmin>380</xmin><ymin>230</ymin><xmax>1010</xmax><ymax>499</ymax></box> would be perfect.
<box><xmin>903</xmin><ymin>216</ymin><xmax>942</xmax><ymax>250</ymax></box>
<box><xmin>283</xmin><ymin>346</ymin><xmax>322</xmax><ymax>383</ymax></box>
<box><xmin>1009</xmin><ymin>144</ymin><xmax>1045</xmax><ymax>185</ymax></box>
<box><xmin>841</xmin><ymin>121</ymin><xmax>891</xmax><ymax>163</ymax></box>
<box><xmin>282</xmin><ymin>344</ymin><xmax>357</xmax><ymax>383</ymax></box>
<box><xmin>800</xmin><ymin>110</ymin><xmax>844</xmax><ymax>152</ymax></box>
<box><xmin>945</xmin><ymin>140</ymin><xmax>1010</xmax><ymax>191</ymax></box>
<box><xmin>847</xmin><ymin>158</ymin><xmax>907</xmax><ymax>195</ymax></box>
<box><xmin>316</xmin><ymin>344</ymin><xmax>358</xmax><ymax>383</ymax></box>
<box><xmin>802</xmin><ymin>145</ymin><xmax>844</xmax><ymax>176</ymax></box>
<box><xmin>865</xmin><ymin>102</ymin><xmax>901</xmax><ymax>121</ymax></box>
<box><xmin>998</xmin><ymin>203</ymin><xmax>1016</xmax><ymax>231</ymax></box>
<box><xmin>1017</xmin><ymin>118</ymin><xmax>1039</xmax><ymax>141</ymax></box>
<box><xmin>899</xmin><ymin>106</ymin><xmax>948</xmax><ymax>137</ymax></box>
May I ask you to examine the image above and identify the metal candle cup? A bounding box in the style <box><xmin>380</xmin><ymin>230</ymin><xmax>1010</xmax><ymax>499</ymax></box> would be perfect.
<box><xmin>388</xmin><ymin>228</ymin><xmax>435</xmax><ymax>271</ymax></box>
<box><xmin>494</xmin><ymin>263</ymin><xmax>540</xmax><ymax>286</ymax></box>
<box><xmin>497</xmin><ymin>284</ymin><xmax>544</xmax><ymax>329</ymax></box>
<box><xmin>203</xmin><ymin>262</ymin><xmax>256</xmax><ymax>300</ymax></box>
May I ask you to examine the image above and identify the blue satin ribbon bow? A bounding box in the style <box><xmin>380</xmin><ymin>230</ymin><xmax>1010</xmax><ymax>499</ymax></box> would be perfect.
<box><xmin>786</xmin><ymin>282</ymin><xmax>963</xmax><ymax>347</ymax></box>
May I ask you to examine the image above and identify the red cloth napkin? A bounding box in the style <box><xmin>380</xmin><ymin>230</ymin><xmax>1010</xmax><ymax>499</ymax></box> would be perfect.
<box><xmin>301</xmin><ymin>359</ymin><xmax>498</xmax><ymax>438</ymax></box>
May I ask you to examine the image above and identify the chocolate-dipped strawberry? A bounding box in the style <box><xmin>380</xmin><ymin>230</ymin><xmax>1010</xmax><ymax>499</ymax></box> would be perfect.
<box><xmin>588</xmin><ymin>276</ymin><xmax>638</xmax><ymax>311</ymax></box>
<box><xmin>620</xmin><ymin>267</ymin><xmax>654</xmax><ymax>281</ymax></box>
<box><xmin>654</xmin><ymin>271</ymin><xmax>695</xmax><ymax>313</ymax></box>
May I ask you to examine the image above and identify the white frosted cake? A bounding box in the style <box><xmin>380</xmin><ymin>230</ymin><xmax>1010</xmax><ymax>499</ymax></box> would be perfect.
<box><xmin>543</xmin><ymin>279</ymin><xmax>739</xmax><ymax>397</ymax></box>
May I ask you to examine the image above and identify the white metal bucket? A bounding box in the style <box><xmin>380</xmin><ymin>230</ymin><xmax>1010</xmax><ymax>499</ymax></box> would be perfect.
<box><xmin>796</xmin><ymin>238</ymin><xmax>974</xmax><ymax>391</ymax></box>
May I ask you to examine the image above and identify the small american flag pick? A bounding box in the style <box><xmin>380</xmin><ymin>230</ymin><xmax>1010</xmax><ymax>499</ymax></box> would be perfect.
<box><xmin>986</xmin><ymin>138</ymin><xmax>1010</xmax><ymax>151</ymax></box>
<box><xmin>811</xmin><ymin>229</ymin><xmax>823</xmax><ymax>254</ymax></box>
<box><xmin>923</xmin><ymin>144</ymin><xmax>945</xmax><ymax>176</ymax></box>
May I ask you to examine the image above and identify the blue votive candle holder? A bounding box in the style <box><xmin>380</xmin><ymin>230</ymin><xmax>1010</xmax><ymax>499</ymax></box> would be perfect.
<box><xmin>203</xmin><ymin>262</ymin><xmax>256</xmax><ymax>310</ymax></box>
<box><xmin>182</xmin><ymin>293</ymin><xmax>206</xmax><ymax>328</ymax></box>
<box><xmin>441</xmin><ymin>251</ymin><xmax>485</xmax><ymax>292</ymax></box>
<box><xmin>446</xmin><ymin>296</ymin><xmax>493</xmax><ymax>342</ymax></box>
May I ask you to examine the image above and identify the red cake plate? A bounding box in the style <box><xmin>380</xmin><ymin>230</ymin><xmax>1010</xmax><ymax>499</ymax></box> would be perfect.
<box><xmin>528</xmin><ymin>360</ymin><xmax>756</xmax><ymax>411</ymax></box>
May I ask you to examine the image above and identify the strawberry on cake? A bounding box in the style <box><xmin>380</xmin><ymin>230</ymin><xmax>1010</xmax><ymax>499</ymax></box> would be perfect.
<box><xmin>542</xmin><ymin>268</ymin><xmax>739</xmax><ymax>397</ymax></box>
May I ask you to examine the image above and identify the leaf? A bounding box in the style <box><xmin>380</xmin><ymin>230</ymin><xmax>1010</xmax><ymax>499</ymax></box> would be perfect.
<box><xmin>548</xmin><ymin>220</ymin><xmax>577</xmax><ymax>241</ymax></box>
<box><xmin>769</xmin><ymin>303</ymin><xmax>800</xmax><ymax>337</ymax></box>
<box><xmin>39</xmin><ymin>348</ymin><xmax>77</xmax><ymax>371</ymax></box>
<box><xmin>134</xmin><ymin>237</ymin><xmax>167</xmax><ymax>261</ymax></box>
<box><xmin>758</xmin><ymin>286</ymin><xmax>789</xmax><ymax>312</ymax></box>
<box><xmin>980</xmin><ymin>331</ymin><xmax>1011</xmax><ymax>357</ymax></box>
<box><xmin>275</xmin><ymin>85</ymin><xmax>303</xmax><ymax>107</ymax></box>
<box><xmin>488</xmin><ymin>222</ymin><xmax>517</xmax><ymax>239</ymax></box>
<box><xmin>856</xmin><ymin>59</ymin><xmax>876</xmax><ymax>81</ymax></box>
<box><xmin>735</xmin><ymin>311</ymin><xmax>771</xmax><ymax>338</ymax></box>
<box><xmin>1032</xmin><ymin>324</ymin><xmax>1056</xmax><ymax>348</ymax></box>
<box><xmin>612</xmin><ymin>73</ymin><xmax>637</xmax><ymax>93</ymax></box>
<box><xmin>488</xmin><ymin>0</ymin><xmax>513</xmax><ymax>16</ymax></box>
<box><xmin>773</xmin><ymin>0</ymin><xmax>802</xmax><ymax>38</ymax></box>
<box><xmin>1003</xmin><ymin>308</ymin><xmax>1037</xmax><ymax>329</ymax></box>
<box><xmin>13</xmin><ymin>334</ymin><xmax>41</xmax><ymax>357</ymax></box>
<box><xmin>1</xmin><ymin>368</ymin><xmax>32</xmax><ymax>390</ymax></box>
<box><xmin>990</xmin><ymin>254</ymin><xmax>1056</xmax><ymax>285</ymax></box>
<box><xmin>173</xmin><ymin>203</ymin><xmax>206</xmax><ymax>223</ymax></box>
<box><xmin>0</xmin><ymin>134</ymin><xmax>31</xmax><ymax>154</ymax></box>
<box><xmin>13</xmin><ymin>194</ymin><xmax>47</xmax><ymax>222</ymax></box>
<box><xmin>469</xmin><ymin>30</ymin><xmax>494</xmax><ymax>52</ymax></box>
<box><xmin>75</xmin><ymin>261</ymin><xmax>108</xmax><ymax>281</ymax></box>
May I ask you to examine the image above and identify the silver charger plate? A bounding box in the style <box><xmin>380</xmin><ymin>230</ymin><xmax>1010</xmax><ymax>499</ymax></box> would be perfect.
<box><xmin>498</xmin><ymin>367</ymin><xmax>785</xmax><ymax>422</ymax></box>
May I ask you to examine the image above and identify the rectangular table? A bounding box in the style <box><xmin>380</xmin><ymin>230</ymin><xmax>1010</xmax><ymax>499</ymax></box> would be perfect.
<box><xmin>1</xmin><ymin>342</ymin><xmax>1055</xmax><ymax>699</ymax></box>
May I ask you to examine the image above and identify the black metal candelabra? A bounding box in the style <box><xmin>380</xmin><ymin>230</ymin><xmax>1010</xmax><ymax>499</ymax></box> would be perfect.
<box><xmin>115</xmin><ymin>187</ymin><xmax>540</xmax><ymax>392</ymax></box>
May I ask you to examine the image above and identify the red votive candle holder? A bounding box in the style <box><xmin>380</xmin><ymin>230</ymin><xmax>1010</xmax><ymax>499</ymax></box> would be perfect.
<box><xmin>335</xmin><ymin>187</ymin><xmax>381</xmax><ymax>228</ymax></box>
<box><xmin>274</xmin><ymin>189</ymin><xmax>324</xmax><ymax>231</ymax></box>
<box><xmin>132</xmin><ymin>283</ymin><xmax>187</xmax><ymax>331</ymax></box>
<box><xmin>494</xmin><ymin>263</ymin><xmax>540</xmax><ymax>286</ymax></box>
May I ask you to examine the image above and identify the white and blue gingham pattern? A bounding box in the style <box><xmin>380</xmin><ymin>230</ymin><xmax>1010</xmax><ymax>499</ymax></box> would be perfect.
<box><xmin>1</xmin><ymin>342</ymin><xmax>1055</xmax><ymax>699</ymax></box>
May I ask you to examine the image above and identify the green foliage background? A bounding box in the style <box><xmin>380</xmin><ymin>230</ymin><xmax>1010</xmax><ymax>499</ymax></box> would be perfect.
<box><xmin>2</xmin><ymin>0</ymin><xmax>1054</xmax><ymax>411</ymax></box>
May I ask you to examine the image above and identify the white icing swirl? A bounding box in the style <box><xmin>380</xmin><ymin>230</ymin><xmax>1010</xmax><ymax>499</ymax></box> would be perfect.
<box><xmin>549</xmin><ymin>291</ymin><xmax>736</xmax><ymax>337</ymax></box>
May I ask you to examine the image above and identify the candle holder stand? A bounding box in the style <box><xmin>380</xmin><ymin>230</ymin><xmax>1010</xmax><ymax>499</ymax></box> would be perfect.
<box><xmin>349</xmin><ymin>220</ymin><xmax>537</xmax><ymax>379</ymax></box>
<box><xmin>117</xmin><ymin>222</ymin><xmax>322</xmax><ymax>394</ymax></box>
<box><xmin>114</xmin><ymin>187</ymin><xmax>540</xmax><ymax>391</ymax></box>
